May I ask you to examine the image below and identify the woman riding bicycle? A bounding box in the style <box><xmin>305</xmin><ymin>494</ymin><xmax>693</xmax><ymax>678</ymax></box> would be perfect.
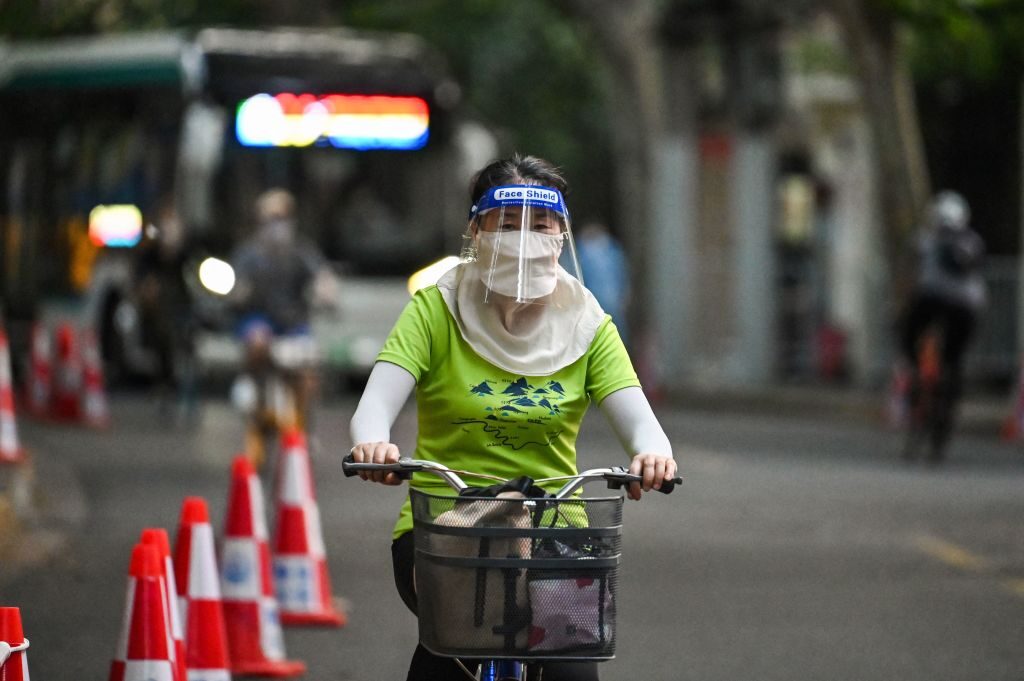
<box><xmin>899</xmin><ymin>190</ymin><xmax>987</xmax><ymax>461</ymax></box>
<box><xmin>349</xmin><ymin>154</ymin><xmax>676</xmax><ymax>681</ymax></box>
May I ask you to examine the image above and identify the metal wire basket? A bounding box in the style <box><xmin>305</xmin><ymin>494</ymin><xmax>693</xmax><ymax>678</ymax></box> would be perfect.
<box><xmin>410</xmin><ymin>489</ymin><xmax>623</xmax><ymax>661</ymax></box>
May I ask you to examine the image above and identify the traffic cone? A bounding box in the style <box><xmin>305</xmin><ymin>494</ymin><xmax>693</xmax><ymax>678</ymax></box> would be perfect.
<box><xmin>81</xmin><ymin>327</ymin><xmax>110</xmax><ymax>429</ymax></box>
<box><xmin>173</xmin><ymin>497</ymin><xmax>232</xmax><ymax>681</ymax></box>
<box><xmin>272</xmin><ymin>430</ymin><xmax>346</xmax><ymax>627</ymax></box>
<box><xmin>222</xmin><ymin>456</ymin><xmax>305</xmax><ymax>677</ymax></box>
<box><xmin>50</xmin><ymin>322</ymin><xmax>82</xmax><ymax>422</ymax></box>
<box><xmin>884</xmin><ymin>361</ymin><xmax>911</xmax><ymax>431</ymax></box>
<box><xmin>109</xmin><ymin>543</ymin><xmax>176</xmax><ymax>681</ymax></box>
<box><xmin>0</xmin><ymin>607</ymin><xmax>31</xmax><ymax>681</ymax></box>
<box><xmin>0</xmin><ymin>330</ymin><xmax>26</xmax><ymax>465</ymax></box>
<box><xmin>26</xmin><ymin>322</ymin><xmax>51</xmax><ymax>417</ymax></box>
<box><xmin>999</xmin><ymin>356</ymin><xmax>1024</xmax><ymax>441</ymax></box>
<box><xmin>140</xmin><ymin>528</ymin><xmax>186</xmax><ymax>681</ymax></box>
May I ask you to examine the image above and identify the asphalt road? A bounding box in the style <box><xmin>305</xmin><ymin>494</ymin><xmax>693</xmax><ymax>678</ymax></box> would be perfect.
<box><xmin>2</xmin><ymin>392</ymin><xmax>1022</xmax><ymax>680</ymax></box>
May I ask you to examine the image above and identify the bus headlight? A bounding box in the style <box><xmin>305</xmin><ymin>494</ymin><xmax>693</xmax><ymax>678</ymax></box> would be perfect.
<box><xmin>198</xmin><ymin>257</ymin><xmax>236</xmax><ymax>295</ymax></box>
<box><xmin>407</xmin><ymin>256</ymin><xmax>461</xmax><ymax>295</ymax></box>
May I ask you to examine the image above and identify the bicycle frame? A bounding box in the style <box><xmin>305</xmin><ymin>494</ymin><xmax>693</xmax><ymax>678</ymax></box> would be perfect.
<box><xmin>342</xmin><ymin>455</ymin><xmax>681</xmax><ymax>681</ymax></box>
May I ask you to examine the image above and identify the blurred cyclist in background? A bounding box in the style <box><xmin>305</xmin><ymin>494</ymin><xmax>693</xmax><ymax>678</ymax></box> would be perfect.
<box><xmin>230</xmin><ymin>188</ymin><xmax>339</xmax><ymax>449</ymax></box>
<box><xmin>899</xmin><ymin>190</ymin><xmax>987</xmax><ymax>461</ymax></box>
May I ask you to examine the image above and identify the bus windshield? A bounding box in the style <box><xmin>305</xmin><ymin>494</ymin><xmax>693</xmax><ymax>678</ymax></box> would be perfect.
<box><xmin>0</xmin><ymin>27</ymin><xmax>467</xmax><ymax>324</ymax></box>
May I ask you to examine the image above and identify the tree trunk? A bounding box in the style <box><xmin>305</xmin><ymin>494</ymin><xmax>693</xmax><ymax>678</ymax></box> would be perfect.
<box><xmin>552</xmin><ymin>0</ymin><xmax>664</xmax><ymax>338</ymax></box>
<box><xmin>829</xmin><ymin>0</ymin><xmax>931</xmax><ymax>306</ymax></box>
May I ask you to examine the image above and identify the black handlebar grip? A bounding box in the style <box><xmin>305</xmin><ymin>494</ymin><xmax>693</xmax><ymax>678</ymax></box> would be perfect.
<box><xmin>609</xmin><ymin>473</ymin><xmax>683</xmax><ymax>494</ymax></box>
<box><xmin>656</xmin><ymin>476</ymin><xmax>684</xmax><ymax>494</ymax></box>
<box><xmin>341</xmin><ymin>452</ymin><xmax>415</xmax><ymax>480</ymax></box>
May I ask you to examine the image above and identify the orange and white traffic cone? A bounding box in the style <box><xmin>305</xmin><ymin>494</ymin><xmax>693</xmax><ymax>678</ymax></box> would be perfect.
<box><xmin>109</xmin><ymin>543</ymin><xmax>176</xmax><ymax>681</ymax></box>
<box><xmin>1001</xmin><ymin>357</ymin><xmax>1024</xmax><ymax>442</ymax></box>
<box><xmin>884</xmin><ymin>361</ymin><xmax>911</xmax><ymax>431</ymax></box>
<box><xmin>0</xmin><ymin>606</ymin><xmax>31</xmax><ymax>681</ymax></box>
<box><xmin>26</xmin><ymin>322</ymin><xmax>51</xmax><ymax>418</ymax></box>
<box><xmin>81</xmin><ymin>327</ymin><xmax>110</xmax><ymax>429</ymax></box>
<box><xmin>272</xmin><ymin>430</ymin><xmax>346</xmax><ymax>627</ymax></box>
<box><xmin>0</xmin><ymin>330</ymin><xmax>26</xmax><ymax>465</ymax></box>
<box><xmin>50</xmin><ymin>322</ymin><xmax>82</xmax><ymax>422</ymax></box>
<box><xmin>222</xmin><ymin>456</ymin><xmax>305</xmax><ymax>677</ymax></box>
<box><xmin>140</xmin><ymin>528</ymin><xmax>186</xmax><ymax>681</ymax></box>
<box><xmin>173</xmin><ymin>497</ymin><xmax>232</xmax><ymax>681</ymax></box>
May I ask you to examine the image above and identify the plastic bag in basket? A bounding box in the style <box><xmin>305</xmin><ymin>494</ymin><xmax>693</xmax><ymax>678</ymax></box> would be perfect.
<box><xmin>527</xmin><ymin>574</ymin><xmax>614</xmax><ymax>652</ymax></box>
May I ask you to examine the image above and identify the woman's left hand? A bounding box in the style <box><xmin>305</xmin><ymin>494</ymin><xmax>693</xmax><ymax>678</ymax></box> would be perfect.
<box><xmin>626</xmin><ymin>453</ymin><xmax>677</xmax><ymax>501</ymax></box>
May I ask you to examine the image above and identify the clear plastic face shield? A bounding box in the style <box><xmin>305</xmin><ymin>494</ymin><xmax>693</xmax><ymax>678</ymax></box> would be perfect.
<box><xmin>461</xmin><ymin>185</ymin><xmax>582</xmax><ymax>304</ymax></box>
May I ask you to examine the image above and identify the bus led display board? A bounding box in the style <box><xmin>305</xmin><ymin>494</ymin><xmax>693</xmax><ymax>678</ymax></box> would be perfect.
<box><xmin>236</xmin><ymin>93</ymin><xmax>430</xmax><ymax>150</ymax></box>
<box><xmin>88</xmin><ymin>204</ymin><xmax>143</xmax><ymax>247</ymax></box>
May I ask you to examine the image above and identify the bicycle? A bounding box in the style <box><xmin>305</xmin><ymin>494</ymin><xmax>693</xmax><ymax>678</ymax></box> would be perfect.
<box><xmin>232</xmin><ymin>333</ymin><xmax>320</xmax><ymax>472</ymax></box>
<box><xmin>342</xmin><ymin>454</ymin><xmax>681</xmax><ymax>681</ymax></box>
<box><xmin>903</xmin><ymin>328</ymin><xmax>952</xmax><ymax>463</ymax></box>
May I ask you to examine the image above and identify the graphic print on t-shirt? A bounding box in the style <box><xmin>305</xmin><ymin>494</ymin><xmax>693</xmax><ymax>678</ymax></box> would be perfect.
<box><xmin>455</xmin><ymin>376</ymin><xmax>567</xmax><ymax>450</ymax></box>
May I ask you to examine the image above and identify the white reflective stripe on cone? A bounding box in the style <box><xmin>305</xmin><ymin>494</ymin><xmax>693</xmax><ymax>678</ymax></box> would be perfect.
<box><xmin>248</xmin><ymin>475</ymin><xmax>269</xmax><ymax>541</ymax></box>
<box><xmin>164</xmin><ymin>558</ymin><xmax>184</xmax><ymax>639</ymax></box>
<box><xmin>259</xmin><ymin>596</ymin><xmax>286</xmax><ymax>661</ymax></box>
<box><xmin>157</xmin><ymin>576</ymin><xmax>176</xmax><ymax>668</ymax></box>
<box><xmin>186</xmin><ymin>669</ymin><xmax>231</xmax><ymax>681</ymax></box>
<box><xmin>123</xmin><ymin>660</ymin><xmax>175</xmax><ymax>681</ymax></box>
<box><xmin>280</xmin><ymin>450</ymin><xmax>307</xmax><ymax>506</ymax></box>
<box><xmin>221</xmin><ymin>537</ymin><xmax>261</xmax><ymax>601</ymax></box>
<box><xmin>114</xmin><ymin>579</ymin><xmax>137</xmax><ymax>661</ymax></box>
<box><xmin>177</xmin><ymin>596</ymin><xmax>188</xmax><ymax>632</ymax></box>
<box><xmin>187</xmin><ymin>524</ymin><xmax>221</xmax><ymax>600</ymax></box>
<box><xmin>304</xmin><ymin>502</ymin><xmax>326</xmax><ymax>559</ymax></box>
<box><xmin>0</xmin><ymin>339</ymin><xmax>11</xmax><ymax>383</ymax></box>
<box><xmin>1</xmin><ymin>419</ymin><xmax>17</xmax><ymax>453</ymax></box>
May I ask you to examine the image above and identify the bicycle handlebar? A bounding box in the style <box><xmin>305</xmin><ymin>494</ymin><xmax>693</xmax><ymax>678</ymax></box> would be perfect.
<box><xmin>342</xmin><ymin>453</ymin><xmax>682</xmax><ymax>499</ymax></box>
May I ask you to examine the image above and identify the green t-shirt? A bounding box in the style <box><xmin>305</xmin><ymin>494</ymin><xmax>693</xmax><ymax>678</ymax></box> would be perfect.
<box><xmin>377</xmin><ymin>285</ymin><xmax>640</xmax><ymax>538</ymax></box>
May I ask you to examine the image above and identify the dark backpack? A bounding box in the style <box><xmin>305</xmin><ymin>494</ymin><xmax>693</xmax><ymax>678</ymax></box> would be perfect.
<box><xmin>937</xmin><ymin>230</ymin><xmax>983</xmax><ymax>277</ymax></box>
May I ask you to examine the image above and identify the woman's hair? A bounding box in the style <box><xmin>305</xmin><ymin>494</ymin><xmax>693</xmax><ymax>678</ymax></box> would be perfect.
<box><xmin>468</xmin><ymin>154</ymin><xmax>568</xmax><ymax>207</ymax></box>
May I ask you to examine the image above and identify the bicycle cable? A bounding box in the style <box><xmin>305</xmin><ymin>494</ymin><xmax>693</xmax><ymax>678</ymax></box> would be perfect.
<box><xmin>437</xmin><ymin>468</ymin><xmax>508</xmax><ymax>484</ymax></box>
<box><xmin>454</xmin><ymin>657</ymin><xmax>478</xmax><ymax>680</ymax></box>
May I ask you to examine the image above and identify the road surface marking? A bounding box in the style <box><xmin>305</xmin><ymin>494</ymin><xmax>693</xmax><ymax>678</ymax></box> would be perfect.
<box><xmin>914</xmin><ymin>535</ymin><xmax>988</xmax><ymax>572</ymax></box>
<box><xmin>914</xmin><ymin>534</ymin><xmax>1024</xmax><ymax>600</ymax></box>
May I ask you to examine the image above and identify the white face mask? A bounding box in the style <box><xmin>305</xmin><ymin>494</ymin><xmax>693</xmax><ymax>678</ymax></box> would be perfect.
<box><xmin>476</xmin><ymin>231</ymin><xmax>563</xmax><ymax>299</ymax></box>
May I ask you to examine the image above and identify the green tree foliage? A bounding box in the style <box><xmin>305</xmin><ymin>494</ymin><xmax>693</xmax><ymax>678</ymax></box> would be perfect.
<box><xmin>887</xmin><ymin>0</ymin><xmax>1024</xmax><ymax>82</ymax></box>
<box><xmin>340</xmin><ymin>0</ymin><xmax>615</xmax><ymax>218</ymax></box>
<box><xmin>888</xmin><ymin>0</ymin><xmax>1024</xmax><ymax>252</ymax></box>
<box><xmin>0</xmin><ymin>0</ymin><xmax>296</xmax><ymax>38</ymax></box>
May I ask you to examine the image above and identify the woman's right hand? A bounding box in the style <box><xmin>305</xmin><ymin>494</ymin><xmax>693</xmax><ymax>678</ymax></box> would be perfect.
<box><xmin>349</xmin><ymin>442</ymin><xmax>403</xmax><ymax>485</ymax></box>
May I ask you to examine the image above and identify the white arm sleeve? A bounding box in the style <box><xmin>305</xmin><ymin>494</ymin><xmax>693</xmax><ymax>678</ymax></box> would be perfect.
<box><xmin>349</xmin><ymin>361</ymin><xmax>417</xmax><ymax>446</ymax></box>
<box><xmin>597</xmin><ymin>386</ymin><xmax>673</xmax><ymax>459</ymax></box>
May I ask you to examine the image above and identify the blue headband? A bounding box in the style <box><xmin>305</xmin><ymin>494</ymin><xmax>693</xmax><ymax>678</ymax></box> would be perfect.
<box><xmin>469</xmin><ymin>184</ymin><xmax>568</xmax><ymax>219</ymax></box>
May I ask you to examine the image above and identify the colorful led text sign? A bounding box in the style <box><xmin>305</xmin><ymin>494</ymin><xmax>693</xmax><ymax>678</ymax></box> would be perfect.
<box><xmin>89</xmin><ymin>204</ymin><xmax>142</xmax><ymax>247</ymax></box>
<box><xmin>236</xmin><ymin>93</ymin><xmax>430</xmax><ymax>150</ymax></box>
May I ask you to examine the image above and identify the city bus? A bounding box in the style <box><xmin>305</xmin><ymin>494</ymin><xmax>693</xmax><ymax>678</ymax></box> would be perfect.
<box><xmin>0</xmin><ymin>27</ymin><xmax>490</xmax><ymax>383</ymax></box>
